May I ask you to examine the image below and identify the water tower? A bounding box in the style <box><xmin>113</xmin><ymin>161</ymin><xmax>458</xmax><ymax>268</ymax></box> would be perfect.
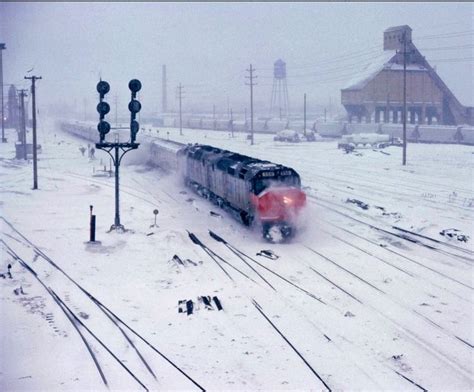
<box><xmin>269</xmin><ymin>59</ymin><xmax>290</xmax><ymax>119</ymax></box>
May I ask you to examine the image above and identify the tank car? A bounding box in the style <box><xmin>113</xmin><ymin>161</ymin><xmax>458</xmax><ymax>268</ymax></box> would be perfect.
<box><xmin>177</xmin><ymin>144</ymin><xmax>306</xmax><ymax>241</ymax></box>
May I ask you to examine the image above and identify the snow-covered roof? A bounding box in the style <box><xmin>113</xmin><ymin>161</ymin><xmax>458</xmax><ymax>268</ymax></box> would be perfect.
<box><xmin>342</xmin><ymin>51</ymin><xmax>396</xmax><ymax>91</ymax></box>
<box><xmin>341</xmin><ymin>50</ymin><xmax>427</xmax><ymax>91</ymax></box>
<box><xmin>384</xmin><ymin>25</ymin><xmax>412</xmax><ymax>33</ymax></box>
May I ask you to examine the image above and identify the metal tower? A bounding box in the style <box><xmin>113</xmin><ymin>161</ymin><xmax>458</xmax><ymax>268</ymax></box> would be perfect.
<box><xmin>269</xmin><ymin>59</ymin><xmax>290</xmax><ymax>119</ymax></box>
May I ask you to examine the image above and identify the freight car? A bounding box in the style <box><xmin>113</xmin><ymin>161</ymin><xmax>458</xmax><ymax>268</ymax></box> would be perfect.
<box><xmin>177</xmin><ymin>144</ymin><xmax>306</xmax><ymax>241</ymax></box>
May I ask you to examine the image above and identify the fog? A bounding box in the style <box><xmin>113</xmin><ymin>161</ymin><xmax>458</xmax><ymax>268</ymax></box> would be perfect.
<box><xmin>1</xmin><ymin>2</ymin><xmax>472</xmax><ymax>119</ymax></box>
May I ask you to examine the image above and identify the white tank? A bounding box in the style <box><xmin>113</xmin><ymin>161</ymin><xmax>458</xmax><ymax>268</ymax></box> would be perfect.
<box><xmin>341</xmin><ymin>133</ymin><xmax>390</xmax><ymax>145</ymax></box>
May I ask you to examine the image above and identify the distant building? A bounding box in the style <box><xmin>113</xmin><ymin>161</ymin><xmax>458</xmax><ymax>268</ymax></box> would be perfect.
<box><xmin>341</xmin><ymin>25</ymin><xmax>473</xmax><ymax>125</ymax></box>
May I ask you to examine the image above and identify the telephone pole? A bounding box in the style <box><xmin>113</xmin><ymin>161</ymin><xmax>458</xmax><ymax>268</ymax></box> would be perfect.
<box><xmin>303</xmin><ymin>93</ymin><xmax>307</xmax><ymax>137</ymax></box>
<box><xmin>245</xmin><ymin>64</ymin><xmax>257</xmax><ymax>145</ymax></box>
<box><xmin>177</xmin><ymin>83</ymin><xmax>184</xmax><ymax>136</ymax></box>
<box><xmin>25</xmin><ymin>75</ymin><xmax>42</xmax><ymax>189</ymax></box>
<box><xmin>1</xmin><ymin>43</ymin><xmax>6</xmax><ymax>143</ymax></box>
<box><xmin>400</xmin><ymin>31</ymin><xmax>410</xmax><ymax>166</ymax></box>
<box><xmin>18</xmin><ymin>89</ymin><xmax>28</xmax><ymax>160</ymax></box>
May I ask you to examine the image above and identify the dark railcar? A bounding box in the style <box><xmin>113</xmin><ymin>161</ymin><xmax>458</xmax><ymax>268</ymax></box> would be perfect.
<box><xmin>178</xmin><ymin>144</ymin><xmax>306</xmax><ymax>241</ymax></box>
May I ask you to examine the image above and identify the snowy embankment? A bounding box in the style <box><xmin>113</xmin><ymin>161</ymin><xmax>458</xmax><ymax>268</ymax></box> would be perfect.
<box><xmin>0</xmin><ymin>122</ymin><xmax>473</xmax><ymax>391</ymax></box>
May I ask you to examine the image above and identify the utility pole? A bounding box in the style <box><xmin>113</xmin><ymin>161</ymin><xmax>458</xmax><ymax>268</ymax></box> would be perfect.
<box><xmin>18</xmin><ymin>89</ymin><xmax>28</xmax><ymax>160</ymax></box>
<box><xmin>303</xmin><ymin>93</ymin><xmax>307</xmax><ymax>137</ymax></box>
<box><xmin>245</xmin><ymin>64</ymin><xmax>257</xmax><ymax>145</ymax></box>
<box><xmin>25</xmin><ymin>75</ymin><xmax>42</xmax><ymax>189</ymax></box>
<box><xmin>324</xmin><ymin>108</ymin><xmax>327</xmax><ymax>123</ymax></box>
<box><xmin>0</xmin><ymin>43</ymin><xmax>6</xmax><ymax>143</ymax></box>
<box><xmin>177</xmin><ymin>83</ymin><xmax>184</xmax><ymax>136</ymax></box>
<box><xmin>400</xmin><ymin>31</ymin><xmax>410</xmax><ymax>166</ymax></box>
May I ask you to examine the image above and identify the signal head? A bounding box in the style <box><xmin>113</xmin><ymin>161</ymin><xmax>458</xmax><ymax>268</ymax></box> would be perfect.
<box><xmin>131</xmin><ymin>120</ymin><xmax>139</xmax><ymax>134</ymax></box>
<box><xmin>128</xmin><ymin>99</ymin><xmax>142</xmax><ymax>114</ymax></box>
<box><xmin>128</xmin><ymin>79</ymin><xmax>142</xmax><ymax>93</ymax></box>
<box><xmin>96</xmin><ymin>81</ymin><xmax>110</xmax><ymax>95</ymax></box>
<box><xmin>97</xmin><ymin>120</ymin><xmax>111</xmax><ymax>135</ymax></box>
<box><xmin>97</xmin><ymin>101</ymin><xmax>110</xmax><ymax>115</ymax></box>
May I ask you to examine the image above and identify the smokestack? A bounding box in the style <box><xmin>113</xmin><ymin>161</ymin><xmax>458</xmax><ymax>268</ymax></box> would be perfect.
<box><xmin>162</xmin><ymin>65</ymin><xmax>167</xmax><ymax>114</ymax></box>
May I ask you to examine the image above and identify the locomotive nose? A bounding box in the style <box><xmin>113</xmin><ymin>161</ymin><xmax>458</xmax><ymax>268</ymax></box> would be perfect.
<box><xmin>256</xmin><ymin>187</ymin><xmax>306</xmax><ymax>221</ymax></box>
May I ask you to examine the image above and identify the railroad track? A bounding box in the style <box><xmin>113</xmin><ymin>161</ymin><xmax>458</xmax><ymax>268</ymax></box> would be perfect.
<box><xmin>317</xmin><ymin>222</ymin><xmax>473</xmax><ymax>304</ymax></box>
<box><xmin>302</xmin><ymin>244</ymin><xmax>473</xmax><ymax>350</ymax></box>
<box><xmin>312</xmin><ymin>201</ymin><xmax>474</xmax><ymax>290</ymax></box>
<box><xmin>62</xmin><ymin>171</ymin><xmax>162</xmax><ymax>207</ymax></box>
<box><xmin>0</xmin><ymin>216</ymin><xmax>205</xmax><ymax>391</ymax></box>
<box><xmin>185</xmin><ymin>229</ymin><xmax>472</xmax><ymax>388</ymax></box>
<box><xmin>308</xmin><ymin>194</ymin><xmax>474</xmax><ymax>266</ymax></box>
<box><xmin>301</xmin><ymin>169</ymin><xmax>473</xmax><ymax>212</ymax></box>
<box><xmin>192</xmin><ymin>230</ymin><xmax>451</xmax><ymax>391</ymax></box>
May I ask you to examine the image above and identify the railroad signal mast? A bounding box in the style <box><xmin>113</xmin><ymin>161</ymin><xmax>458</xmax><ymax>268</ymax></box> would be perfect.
<box><xmin>95</xmin><ymin>79</ymin><xmax>142</xmax><ymax>232</ymax></box>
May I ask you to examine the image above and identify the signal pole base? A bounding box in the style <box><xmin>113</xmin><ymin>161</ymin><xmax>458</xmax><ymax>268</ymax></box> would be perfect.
<box><xmin>1</xmin><ymin>137</ymin><xmax>7</xmax><ymax>143</ymax></box>
<box><xmin>84</xmin><ymin>240</ymin><xmax>102</xmax><ymax>246</ymax></box>
<box><xmin>108</xmin><ymin>223</ymin><xmax>127</xmax><ymax>233</ymax></box>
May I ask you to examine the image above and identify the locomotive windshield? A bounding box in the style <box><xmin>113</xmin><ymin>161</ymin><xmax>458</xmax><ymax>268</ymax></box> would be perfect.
<box><xmin>253</xmin><ymin>175</ymin><xmax>300</xmax><ymax>195</ymax></box>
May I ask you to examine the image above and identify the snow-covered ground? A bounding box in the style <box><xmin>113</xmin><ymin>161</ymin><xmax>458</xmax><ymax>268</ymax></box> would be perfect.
<box><xmin>1</xmin><ymin>122</ymin><xmax>473</xmax><ymax>391</ymax></box>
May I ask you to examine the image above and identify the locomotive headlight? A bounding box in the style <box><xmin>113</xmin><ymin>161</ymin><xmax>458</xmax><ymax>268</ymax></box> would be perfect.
<box><xmin>283</xmin><ymin>196</ymin><xmax>292</xmax><ymax>205</ymax></box>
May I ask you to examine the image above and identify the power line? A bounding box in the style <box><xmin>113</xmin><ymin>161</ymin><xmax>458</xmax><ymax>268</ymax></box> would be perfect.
<box><xmin>429</xmin><ymin>56</ymin><xmax>474</xmax><ymax>63</ymax></box>
<box><xmin>259</xmin><ymin>45</ymin><xmax>381</xmax><ymax>71</ymax></box>
<box><xmin>416</xmin><ymin>30</ymin><xmax>474</xmax><ymax>40</ymax></box>
<box><xmin>419</xmin><ymin>44</ymin><xmax>474</xmax><ymax>51</ymax></box>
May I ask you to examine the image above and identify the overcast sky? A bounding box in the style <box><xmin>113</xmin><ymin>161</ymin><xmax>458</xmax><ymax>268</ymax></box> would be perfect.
<box><xmin>1</xmin><ymin>2</ymin><xmax>473</xmax><ymax>118</ymax></box>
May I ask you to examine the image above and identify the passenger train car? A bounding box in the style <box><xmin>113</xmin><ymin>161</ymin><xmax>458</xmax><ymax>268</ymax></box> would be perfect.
<box><xmin>177</xmin><ymin>144</ymin><xmax>306</xmax><ymax>241</ymax></box>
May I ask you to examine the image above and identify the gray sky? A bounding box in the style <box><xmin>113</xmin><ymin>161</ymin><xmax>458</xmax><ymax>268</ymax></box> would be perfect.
<box><xmin>1</xmin><ymin>2</ymin><xmax>473</xmax><ymax>118</ymax></box>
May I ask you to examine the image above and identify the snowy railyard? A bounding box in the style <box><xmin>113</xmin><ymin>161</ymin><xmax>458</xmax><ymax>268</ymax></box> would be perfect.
<box><xmin>1</xmin><ymin>122</ymin><xmax>473</xmax><ymax>391</ymax></box>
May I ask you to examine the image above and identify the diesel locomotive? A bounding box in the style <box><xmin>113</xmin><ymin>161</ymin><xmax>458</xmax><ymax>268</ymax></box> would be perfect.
<box><xmin>177</xmin><ymin>144</ymin><xmax>306</xmax><ymax>241</ymax></box>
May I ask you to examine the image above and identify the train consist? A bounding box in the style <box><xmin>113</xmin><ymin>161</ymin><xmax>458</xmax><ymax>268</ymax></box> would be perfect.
<box><xmin>60</xmin><ymin>121</ymin><xmax>307</xmax><ymax>241</ymax></box>
<box><xmin>177</xmin><ymin>144</ymin><xmax>306</xmax><ymax>241</ymax></box>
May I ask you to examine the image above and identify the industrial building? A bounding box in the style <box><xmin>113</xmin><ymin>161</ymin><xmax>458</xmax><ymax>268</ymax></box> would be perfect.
<box><xmin>341</xmin><ymin>25</ymin><xmax>473</xmax><ymax>126</ymax></box>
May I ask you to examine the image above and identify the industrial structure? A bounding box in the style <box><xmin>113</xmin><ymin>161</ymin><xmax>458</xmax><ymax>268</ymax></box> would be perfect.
<box><xmin>269</xmin><ymin>59</ymin><xmax>290</xmax><ymax>120</ymax></box>
<box><xmin>341</xmin><ymin>25</ymin><xmax>473</xmax><ymax>125</ymax></box>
